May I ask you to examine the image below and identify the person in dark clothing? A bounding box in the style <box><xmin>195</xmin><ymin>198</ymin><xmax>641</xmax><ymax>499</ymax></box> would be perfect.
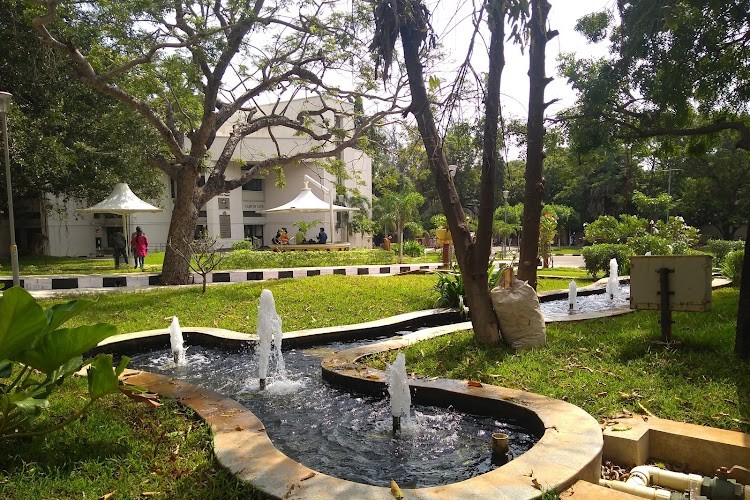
<box><xmin>111</xmin><ymin>230</ymin><xmax>128</xmax><ymax>269</ymax></box>
<box><xmin>317</xmin><ymin>227</ymin><xmax>328</xmax><ymax>244</ymax></box>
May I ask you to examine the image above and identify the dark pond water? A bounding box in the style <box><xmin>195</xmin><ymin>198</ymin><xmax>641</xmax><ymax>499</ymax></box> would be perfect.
<box><xmin>128</xmin><ymin>336</ymin><xmax>540</xmax><ymax>488</ymax></box>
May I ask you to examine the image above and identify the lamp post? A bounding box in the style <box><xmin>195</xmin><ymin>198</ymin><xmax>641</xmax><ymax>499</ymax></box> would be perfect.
<box><xmin>0</xmin><ymin>91</ymin><xmax>20</xmax><ymax>287</ymax></box>
<box><xmin>502</xmin><ymin>189</ymin><xmax>510</xmax><ymax>259</ymax></box>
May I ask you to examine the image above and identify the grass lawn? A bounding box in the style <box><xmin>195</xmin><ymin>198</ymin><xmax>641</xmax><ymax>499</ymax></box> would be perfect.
<box><xmin>0</xmin><ymin>377</ymin><xmax>263</xmax><ymax>499</ymax></box>
<box><xmin>537</xmin><ymin>266</ymin><xmax>590</xmax><ymax>279</ymax></box>
<box><xmin>369</xmin><ymin>287</ymin><xmax>749</xmax><ymax>433</ymax></box>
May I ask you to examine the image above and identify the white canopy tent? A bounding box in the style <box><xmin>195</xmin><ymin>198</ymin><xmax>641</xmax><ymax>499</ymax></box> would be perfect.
<box><xmin>262</xmin><ymin>175</ymin><xmax>358</xmax><ymax>244</ymax></box>
<box><xmin>77</xmin><ymin>183</ymin><xmax>163</xmax><ymax>255</ymax></box>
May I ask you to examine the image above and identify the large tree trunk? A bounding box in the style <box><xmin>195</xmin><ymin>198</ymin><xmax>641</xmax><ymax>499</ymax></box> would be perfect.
<box><xmin>397</xmin><ymin>2</ymin><xmax>503</xmax><ymax>345</ymax></box>
<box><xmin>735</xmin><ymin>210</ymin><xmax>750</xmax><ymax>358</ymax></box>
<box><xmin>518</xmin><ymin>0</ymin><xmax>556</xmax><ymax>290</ymax></box>
<box><xmin>160</xmin><ymin>170</ymin><xmax>200</xmax><ymax>285</ymax></box>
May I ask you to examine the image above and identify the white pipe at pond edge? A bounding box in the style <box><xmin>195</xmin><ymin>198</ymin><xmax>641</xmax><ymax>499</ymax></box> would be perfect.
<box><xmin>600</xmin><ymin>465</ymin><xmax>704</xmax><ymax>499</ymax></box>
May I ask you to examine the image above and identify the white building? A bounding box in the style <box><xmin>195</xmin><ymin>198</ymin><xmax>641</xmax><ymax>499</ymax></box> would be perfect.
<box><xmin>1</xmin><ymin>98</ymin><xmax>373</xmax><ymax>257</ymax></box>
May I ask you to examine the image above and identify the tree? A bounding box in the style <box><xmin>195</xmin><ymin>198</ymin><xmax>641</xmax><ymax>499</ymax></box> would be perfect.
<box><xmin>30</xmin><ymin>0</ymin><xmax>403</xmax><ymax>284</ymax></box>
<box><xmin>563</xmin><ymin>0</ymin><xmax>750</xmax><ymax>357</ymax></box>
<box><xmin>517</xmin><ymin>0</ymin><xmax>556</xmax><ymax>290</ymax></box>
<box><xmin>373</xmin><ymin>182</ymin><xmax>424</xmax><ymax>263</ymax></box>
<box><xmin>0</xmin><ymin>0</ymin><xmax>162</xmax><ymax>210</ymax></box>
<box><xmin>372</xmin><ymin>0</ymin><xmax>535</xmax><ymax>344</ymax></box>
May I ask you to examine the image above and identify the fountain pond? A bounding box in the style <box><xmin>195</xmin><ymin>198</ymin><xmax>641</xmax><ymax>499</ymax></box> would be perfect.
<box><xmin>127</xmin><ymin>331</ymin><xmax>541</xmax><ymax>488</ymax></box>
<box><xmin>541</xmin><ymin>283</ymin><xmax>631</xmax><ymax>319</ymax></box>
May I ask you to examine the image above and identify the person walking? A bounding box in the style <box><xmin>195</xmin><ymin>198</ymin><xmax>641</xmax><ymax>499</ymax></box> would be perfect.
<box><xmin>111</xmin><ymin>230</ymin><xmax>128</xmax><ymax>269</ymax></box>
<box><xmin>130</xmin><ymin>226</ymin><xmax>149</xmax><ymax>271</ymax></box>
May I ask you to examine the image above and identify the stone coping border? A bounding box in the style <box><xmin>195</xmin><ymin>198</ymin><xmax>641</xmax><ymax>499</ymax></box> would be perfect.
<box><xmin>106</xmin><ymin>313</ymin><xmax>603</xmax><ymax>499</ymax></box>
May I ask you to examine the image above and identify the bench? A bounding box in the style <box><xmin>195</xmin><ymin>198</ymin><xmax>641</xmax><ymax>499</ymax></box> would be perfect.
<box><xmin>269</xmin><ymin>243</ymin><xmax>351</xmax><ymax>252</ymax></box>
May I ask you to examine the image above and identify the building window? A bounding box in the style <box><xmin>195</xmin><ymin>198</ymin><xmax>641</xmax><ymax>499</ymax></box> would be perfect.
<box><xmin>244</xmin><ymin>224</ymin><xmax>263</xmax><ymax>240</ymax></box>
<box><xmin>219</xmin><ymin>213</ymin><xmax>231</xmax><ymax>238</ymax></box>
<box><xmin>218</xmin><ymin>197</ymin><xmax>230</xmax><ymax>209</ymax></box>
<box><xmin>242</xmin><ymin>178</ymin><xmax>263</xmax><ymax>191</ymax></box>
<box><xmin>198</xmin><ymin>210</ymin><xmax>207</xmax><ymax>218</ymax></box>
<box><xmin>243</xmin><ymin>211</ymin><xmax>262</xmax><ymax>217</ymax></box>
<box><xmin>194</xmin><ymin>225</ymin><xmax>206</xmax><ymax>239</ymax></box>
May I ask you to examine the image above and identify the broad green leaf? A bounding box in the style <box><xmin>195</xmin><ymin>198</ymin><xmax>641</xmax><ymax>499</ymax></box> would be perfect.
<box><xmin>47</xmin><ymin>356</ymin><xmax>85</xmax><ymax>382</ymax></box>
<box><xmin>15</xmin><ymin>324</ymin><xmax>117</xmax><ymax>374</ymax></box>
<box><xmin>87</xmin><ymin>354</ymin><xmax>121</xmax><ymax>399</ymax></box>
<box><xmin>115</xmin><ymin>356</ymin><xmax>131</xmax><ymax>377</ymax></box>
<box><xmin>0</xmin><ymin>360</ymin><xmax>12</xmax><ymax>379</ymax></box>
<box><xmin>0</xmin><ymin>287</ymin><xmax>46</xmax><ymax>360</ymax></box>
<box><xmin>45</xmin><ymin>299</ymin><xmax>95</xmax><ymax>333</ymax></box>
<box><xmin>8</xmin><ymin>393</ymin><xmax>49</xmax><ymax>414</ymax></box>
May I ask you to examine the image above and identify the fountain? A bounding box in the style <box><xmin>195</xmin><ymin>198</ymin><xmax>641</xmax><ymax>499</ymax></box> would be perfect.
<box><xmin>169</xmin><ymin>316</ymin><xmax>186</xmax><ymax>365</ymax></box>
<box><xmin>112</xmin><ymin>301</ymin><xmax>602</xmax><ymax>496</ymax></box>
<box><xmin>606</xmin><ymin>258</ymin><xmax>619</xmax><ymax>300</ymax></box>
<box><xmin>257</xmin><ymin>289</ymin><xmax>283</xmax><ymax>390</ymax></box>
<box><xmin>386</xmin><ymin>352</ymin><xmax>411</xmax><ymax>433</ymax></box>
<box><xmin>568</xmin><ymin>280</ymin><xmax>578</xmax><ymax>313</ymax></box>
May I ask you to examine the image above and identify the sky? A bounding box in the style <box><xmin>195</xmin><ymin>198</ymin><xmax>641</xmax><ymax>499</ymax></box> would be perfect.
<box><xmin>432</xmin><ymin>0</ymin><xmax>614</xmax><ymax>121</ymax></box>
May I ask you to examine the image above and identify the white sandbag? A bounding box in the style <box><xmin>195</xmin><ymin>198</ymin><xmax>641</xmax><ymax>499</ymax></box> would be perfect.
<box><xmin>490</xmin><ymin>278</ymin><xmax>546</xmax><ymax>350</ymax></box>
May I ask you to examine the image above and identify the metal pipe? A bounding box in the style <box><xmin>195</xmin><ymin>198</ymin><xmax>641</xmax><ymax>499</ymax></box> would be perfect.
<box><xmin>392</xmin><ymin>415</ymin><xmax>400</xmax><ymax>433</ymax></box>
<box><xmin>259</xmin><ymin>378</ymin><xmax>266</xmax><ymax>390</ymax></box>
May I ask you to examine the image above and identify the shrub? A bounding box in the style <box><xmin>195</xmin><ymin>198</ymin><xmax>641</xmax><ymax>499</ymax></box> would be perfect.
<box><xmin>220</xmin><ymin>249</ymin><xmax>395</xmax><ymax>269</ymax></box>
<box><xmin>652</xmin><ymin>216</ymin><xmax>699</xmax><ymax>254</ymax></box>
<box><xmin>626</xmin><ymin>235</ymin><xmax>673</xmax><ymax>255</ymax></box>
<box><xmin>584</xmin><ymin>215</ymin><xmax>648</xmax><ymax>244</ymax></box>
<box><xmin>722</xmin><ymin>249</ymin><xmax>744</xmax><ymax>284</ymax></box>
<box><xmin>231</xmin><ymin>238</ymin><xmax>256</xmax><ymax>251</ymax></box>
<box><xmin>401</xmin><ymin>240</ymin><xmax>425</xmax><ymax>257</ymax></box>
<box><xmin>707</xmin><ymin>239</ymin><xmax>745</xmax><ymax>266</ymax></box>
<box><xmin>581</xmin><ymin>244</ymin><xmax>632</xmax><ymax>279</ymax></box>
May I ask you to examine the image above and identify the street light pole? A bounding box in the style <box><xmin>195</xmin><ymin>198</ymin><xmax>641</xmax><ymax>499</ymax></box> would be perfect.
<box><xmin>502</xmin><ymin>189</ymin><xmax>510</xmax><ymax>259</ymax></box>
<box><xmin>0</xmin><ymin>91</ymin><xmax>20</xmax><ymax>287</ymax></box>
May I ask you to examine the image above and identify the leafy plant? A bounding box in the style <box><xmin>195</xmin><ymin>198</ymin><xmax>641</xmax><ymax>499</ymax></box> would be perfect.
<box><xmin>401</xmin><ymin>240</ymin><xmax>425</xmax><ymax>257</ymax></box>
<box><xmin>434</xmin><ymin>270</ymin><xmax>466</xmax><ymax>316</ymax></box>
<box><xmin>581</xmin><ymin>244</ymin><xmax>632</xmax><ymax>278</ymax></box>
<box><xmin>434</xmin><ymin>259</ymin><xmax>507</xmax><ymax>316</ymax></box>
<box><xmin>626</xmin><ymin>234</ymin><xmax>673</xmax><ymax>255</ymax></box>
<box><xmin>707</xmin><ymin>239</ymin><xmax>744</xmax><ymax>266</ymax></box>
<box><xmin>169</xmin><ymin>232</ymin><xmax>226</xmax><ymax>293</ymax></box>
<box><xmin>231</xmin><ymin>238</ymin><xmax>259</xmax><ymax>251</ymax></box>
<box><xmin>293</xmin><ymin>219</ymin><xmax>323</xmax><ymax>235</ymax></box>
<box><xmin>0</xmin><ymin>287</ymin><xmax>127</xmax><ymax>440</ymax></box>
<box><xmin>722</xmin><ymin>249</ymin><xmax>744</xmax><ymax>284</ymax></box>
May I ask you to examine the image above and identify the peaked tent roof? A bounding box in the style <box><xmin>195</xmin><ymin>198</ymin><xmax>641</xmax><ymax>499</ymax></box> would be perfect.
<box><xmin>262</xmin><ymin>186</ymin><xmax>358</xmax><ymax>214</ymax></box>
<box><xmin>77</xmin><ymin>183</ymin><xmax>163</xmax><ymax>215</ymax></box>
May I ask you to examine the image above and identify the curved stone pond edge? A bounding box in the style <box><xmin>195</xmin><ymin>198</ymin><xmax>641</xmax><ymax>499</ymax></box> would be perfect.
<box><xmin>101</xmin><ymin>308</ymin><xmax>602</xmax><ymax>500</ymax></box>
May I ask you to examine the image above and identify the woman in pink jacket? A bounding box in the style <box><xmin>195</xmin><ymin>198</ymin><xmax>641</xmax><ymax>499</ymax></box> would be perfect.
<box><xmin>130</xmin><ymin>226</ymin><xmax>148</xmax><ymax>271</ymax></box>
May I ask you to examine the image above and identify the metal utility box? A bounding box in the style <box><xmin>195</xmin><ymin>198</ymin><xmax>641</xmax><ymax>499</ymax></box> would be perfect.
<box><xmin>630</xmin><ymin>255</ymin><xmax>712</xmax><ymax>312</ymax></box>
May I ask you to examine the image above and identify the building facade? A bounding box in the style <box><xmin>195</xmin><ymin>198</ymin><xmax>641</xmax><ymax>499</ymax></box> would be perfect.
<box><xmin>0</xmin><ymin>98</ymin><xmax>372</xmax><ymax>257</ymax></box>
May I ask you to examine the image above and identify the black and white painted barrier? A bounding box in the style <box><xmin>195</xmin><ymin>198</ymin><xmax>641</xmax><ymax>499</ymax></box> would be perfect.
<box><xmin>1</xmin><ymin>263</ymin><xmax>441</xmax><ymax>291</ymax></box>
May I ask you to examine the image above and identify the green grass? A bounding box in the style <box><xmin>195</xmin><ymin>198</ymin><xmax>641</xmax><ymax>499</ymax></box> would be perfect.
<box><xmin>537</xmin><ymin>267</ymin><xmax>591</xmax><ymax>279</ymax></box>
<box><xmin>0</xmin><ymin>377</ymin><xmax>263</xmax><ymax>499</ymax></box>
<box><xmin>38</xmin><ymin>273</ymin><xmax>584</xmax><ymax>333</ymax></box>
<box><xmin>368</xmin><ymin>287</ymin><xmax>749</xmax><ymax>433</ymax></box>
<box><xmin>550</xmin><ymin>246</ymin><xmax>584</xmax><ymax>255</ymax></box>
<box><xmin>40</xmin><ymin>274</ymin><xmax>442</xmax><ymax>333</ymax></box>
<box><xmin>0</xmin><ymin>253</ymin><xmax>165</xmax><ymax>276</ymax></box>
